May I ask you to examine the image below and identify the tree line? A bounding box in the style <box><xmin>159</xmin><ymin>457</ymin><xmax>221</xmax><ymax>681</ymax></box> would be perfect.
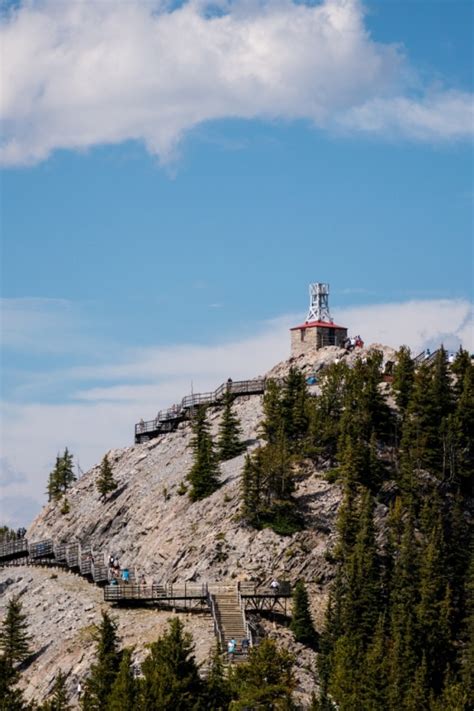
<box><xmin>0</xmin><ymin>596</ymin><xmax>312</xmax><ymax>710</ymax></box>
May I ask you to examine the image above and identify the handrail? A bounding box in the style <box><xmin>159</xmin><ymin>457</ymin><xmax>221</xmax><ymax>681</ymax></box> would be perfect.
<box><xmin>237</xmin><ymin>586</ymin><xmax>253</xmax><ymax>648</ymax></box>
<box><xmin>135</xmin><ymin>377</ymin><xmax>267</xmax><ymax>439</ymax></box>
<box><xmin>208</xmin><ymin>593</ymin><xmax>224</xmax><ymax>650</ymax></box>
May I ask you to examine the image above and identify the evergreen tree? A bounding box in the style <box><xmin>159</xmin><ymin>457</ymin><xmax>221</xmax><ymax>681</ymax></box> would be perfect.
<box><xmin>140</xmin><ymin>617</ymin><xmax>202</xmax><ymax>710</ymax></box>
<box><xmin>42</xmin><ymin>670</ymin><xmax>71</xmax><ymax>711</ymax></box>
<box><xmin>81</xmin><ymin>611</ymin><xmax>121</xmax><ymax>711</ymax></box>
<box><xmin>260</xmin><ymin>379</ymin><xmax>283</xmax><ymax>445</ymax></box>
<box><xmin>96</xmin><ymin>455</ymin><xmax>118</xmax><ymax>501</ymax></box>
<box><xmin>47</xmin><ymin>449</ymin><xmax>76</xmax><ymax>502</ymax></box>
<box><xmin>289</xmin><ymin>580</ymin><xmax>318</xmax><ymax>648</ymax></box>
<box><xmin>281</xmin><ymin>366</ymin><xmax>310</xmax><ymax>447</ymax></box>
<box><xmin>0</xmin><ymin>595</ymin><xmax>32</xmax><ymax>668</ymax></box>
<box><xmin>0</xmin><ymin>657</ymin><xmax>27</xmax><ymax>711</ymax></box>
<box><xmin>308</xmin><ymin>361</ymin><xmax>347</xmax><ymax>466</ymax></box>
<box><xmin>217</xmin><ymin>391</ymin><xmax>245</xmax><ymax>461</ymax></box>
<box><xmin>107</xmin><ymin>648</ymin><xmax>138</xmax><ymax>711</ymax></box>
<box><xmin>392</xmin><ymin>345</ymin><xmax>415</xmax><ymax>414</ymax></box>
<box><xmin>187</xmin><ymin>406</ymin><xmax>221</xmax><ymax>502</ymax></box>
<box><xmin>203</xmin><ymin>647</ymin><xmax>232</xmax><ymax>710</ymax></box>
<box><xmin>240</xmin><ymin>452</ymin><xmax>262</xmax><ymax>526</ymax></box>
<box><xmin>231</xmin><ymin>638</ymin><xmax>296</xmax><ymax>710</ymax></box>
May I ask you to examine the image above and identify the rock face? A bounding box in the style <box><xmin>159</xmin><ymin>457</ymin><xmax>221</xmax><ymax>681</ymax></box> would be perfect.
<box><xmin>2</xmin><ymin>345</ymin><xmax>397</xmax><ymax>706</ymax></box>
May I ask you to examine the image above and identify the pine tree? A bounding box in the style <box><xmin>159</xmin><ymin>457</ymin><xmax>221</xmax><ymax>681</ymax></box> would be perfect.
<box><xmin>260</xmin><ymin>379</ymin><xmax>282</xmax><ymax>445</ymax></box>
<box><xmin>47</xmin><ymin>449</ymin><xmax>76</xmax><ymax>502</ymax></box>
<box><xmin>140</xmin><ymin>617</ymin><xmax>202</xmax><ymax>709</ymax></box>
<box><xmin>231</xmin><ymin>638</ymin><xmax>296</xmax><ymax>710</ymax></box>
<box><xmin>0</xmin><ymin>595</ymin><xmax>32</xmax><ymax>668</ymax></box>
<box><xmin>392</xmin><ymin>345</ymin><xmax>415</xmax><ymax>414</ymax></box>
<box><xmin>82</xmin><ymin>611</ymin><xmax>121</xmax><ymax>711</ymax></box>
<box><xmin>240</xmin><ymin>452</ymin><xmax>261</xmax><ymax>526</ymax></box>
<box><xmin>217</xmin><ymin>391</ymin><xmax>245</xmax><ymax>461</ymax></box>
<box><xmin>187</xmin><ymin>406</ymin><xmax>221</xmax><ymax>501</ymax></box>
<box><xmin>96</xmin><ymin>455</ymin><xmax>118</xmax><ymax>501</ymax></box>
<box><xmin>281</xmin><ymin>366</ymin><xmax>310</xmax><ymax>447</ymax></box>
<box><xmin>107</xmin><ymin>648</ymin><xmax>138</xmax><ymax>711</ymax></box>
<box><xmin>202</xmin><ymin>647</ymin><xmax>232</xmax><ymax>710</ymax></box>
<box><xmin>0</xmin><ymin>656</ymin><xmax>27</xmax><ymax>711</ymax></box>
<box><xmin>42</xmin><ymin>670</ymin><xmax>71</xmax><ymax>711</ymax></box>
<box><xmin>289</xmin><ymin>580</ymin><xmax>318</xmax><ymax>648</ymax></box>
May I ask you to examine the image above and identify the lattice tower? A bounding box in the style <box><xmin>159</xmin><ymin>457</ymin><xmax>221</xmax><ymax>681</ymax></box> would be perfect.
<box><xmin>306</xmin><ymin>283</ymin><xmax>333</xmax><ymax>323</ymax></box>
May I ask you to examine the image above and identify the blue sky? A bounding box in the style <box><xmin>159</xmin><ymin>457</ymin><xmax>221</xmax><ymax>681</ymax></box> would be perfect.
<box><xmin>0</xmin><ymin>0</ymin><xmax>472</xmax><ymax>527</ymax></box>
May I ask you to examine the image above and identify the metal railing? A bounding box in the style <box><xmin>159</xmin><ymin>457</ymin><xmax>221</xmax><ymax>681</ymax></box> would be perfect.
<box><xmin>208</xmin><ymin>593</ymin><xmax>224</xmax><ymax>649</ymax></box>
<box><xmin>28</xmin><ymin>539</ymin><xmax>54</xmax><ymax>559</ymax></box>
<box><xmin>135</xmin><ymin>377</ymin><xmax>267</xmax><ymax>440</ymax></box>
<box><xmin>237</xmin><ymin>587</ymin><xmax>253</xmax><ymax>649</ymax></box>
<box><xmin>0</xmin><ymin>539</ymin><xmax>29</xmax><ymax>561</ymax></box>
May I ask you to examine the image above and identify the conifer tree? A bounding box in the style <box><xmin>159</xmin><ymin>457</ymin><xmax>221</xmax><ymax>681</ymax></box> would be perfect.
<box><xmin>187</xmin><ymin>406</ymin><xmax>221</xmax><ymax>501</ymax></box>
<box><xmin>290</xmin><ymin>580</ymin><xmax>318</xmax><ymax>648</ymax></box>
<box><xmin>260</xmin><ymin>379</ymin><xmax>282</xmax><ymax>445</ymax></box>
<box><xmin>217</xmin><ymin>391</ymin><xmax>245</xmax><ymax>461</ymax></box>
<box><xmin>0</xmin><ymin>595</ymin><xmax>32</xmax><ymax>668</ymax></box>
<box><xmin>42</xmin><ymin>670</ymin><xmax>71</xmax><ymax>711</ymax></box>
<box><xmin>0</xmin><ymin>656</ymin><xmax>27</xmax><ymax>711</ymax></box>
<box><xmin>96</xmin><ymin>455</ymin><xmax>118</xmax><ymax>501</ymax></box>
<box><xmin>47</xmin><ymin>449</ymin><xmax>76</xmax><ymax>502</ymax></box>
<box><xmin>281</xmin><ymin>366</ymin><xmax>310</xmax><ymax>447</ymax></box>
<box><xmin>140</xmin><ymin>617</ymin><xmax>202</xmax><ymax>709</ymax></box>
<box><xmin>308</xmin><ymin>361</ymin><xmax>347</xmax><ymax>465</ymax></box>
<box><xmin>240</xmin><ymin>452</ymin><xmax>261</xmax><ymax>526</ymax></box>
<box><xmin>203</xmin><ymin>647</ymin><xmax>232</xmax><ymax>710</ymax></box>
<box><xmin>231</xmin><ymin>638</ymin><xmax>296</xmax><ymax>710</ymax></box>
<box><xmin>82</xmin><ymin>611</ymin><xmax>121</xmax><ymax>711</ymax></box>
<box><xmin>392</xmin><ymin>345</ymin><xmax>415</xmax><ymax>414</ymax></box>
<box><xmin>107</xmin><ymin>648</ymin><xmax>138</xmax><ymax>711</ymax></box>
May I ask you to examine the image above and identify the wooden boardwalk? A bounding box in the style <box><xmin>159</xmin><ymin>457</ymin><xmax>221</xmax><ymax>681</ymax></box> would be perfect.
<box><xmin>135</xmin><ymin>377</ymin><xmax>266</xmax><ymax>444</ymax></box>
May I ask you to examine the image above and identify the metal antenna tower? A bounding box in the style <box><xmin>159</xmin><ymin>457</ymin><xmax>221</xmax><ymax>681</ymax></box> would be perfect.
<box><xmin>306</xmin><ymin>283</ymin><xmax>333</xmax><ymax>323</ymax></box>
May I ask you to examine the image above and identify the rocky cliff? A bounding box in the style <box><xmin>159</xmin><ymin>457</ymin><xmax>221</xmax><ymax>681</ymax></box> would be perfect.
<box><xmin>1</xmin><ymin>344</ymin><xmax>397</xmax><ymax>706</ymax></box>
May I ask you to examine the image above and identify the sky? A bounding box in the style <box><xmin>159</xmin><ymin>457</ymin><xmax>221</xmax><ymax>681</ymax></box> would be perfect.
<box><xmin>0</xmin><ymin>0</ymin><xmax>473</xmax><ymax>528</ymax></box>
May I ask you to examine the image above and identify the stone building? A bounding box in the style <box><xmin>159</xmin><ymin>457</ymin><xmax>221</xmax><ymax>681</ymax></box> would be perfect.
<box><xmin>290</xmin><ymin>283</ymin><xmax>348</xmax><ymax>357</ymax></box>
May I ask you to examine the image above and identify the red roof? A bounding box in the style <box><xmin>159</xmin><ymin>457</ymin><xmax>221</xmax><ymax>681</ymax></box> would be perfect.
<box><xmin>290</xmin><ymin>320</ymin><xmax>347</xmax><ymax>331</ymax></box>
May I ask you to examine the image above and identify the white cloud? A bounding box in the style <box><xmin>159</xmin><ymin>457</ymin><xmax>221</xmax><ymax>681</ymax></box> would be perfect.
<box><xmin>1</xmin><ymin>0</ymin><xmax>472</xmax><ymax>166</ymax></box>
<box><xmin>1</xmin><ymin>297</ymin><xmax>472</xmax><ymax>528</ymax></box>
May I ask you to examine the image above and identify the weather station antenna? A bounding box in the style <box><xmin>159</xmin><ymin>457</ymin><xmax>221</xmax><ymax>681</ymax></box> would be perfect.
<box><xmin>306</xmin><ymin>282</ymin><xmax>333</xmax><ymax>323</ymax></box>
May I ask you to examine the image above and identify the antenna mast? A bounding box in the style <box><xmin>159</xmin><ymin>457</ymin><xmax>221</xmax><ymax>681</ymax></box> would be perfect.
<box><xmin>307</xmin><ymin>283</ymin><xmax>333</xmax><ymax>323</ymax></box>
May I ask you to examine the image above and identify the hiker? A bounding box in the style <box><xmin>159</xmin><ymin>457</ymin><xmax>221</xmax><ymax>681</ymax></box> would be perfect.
<box><xmin>270</xmin><ymin>579</ymin><xmax>280</xmax><ymax>593</ymax></box>
<box><xmin>228</xmin><ymin>638</ymin><xmax>236</xmax><ymax>661</ymax></box>
<box><xmin>241</xmin><ymin>638</ymin><xmax>249</xmax><ymax>653</ymax></box>
<box><xmin>122</xmin><ymin>568</ymin><xmax>130</xmax><ymax>583</ymax></box>
<box><xmin>140</xmin><ymin>574</ymin><xmax>146</xmax><ymax>586</ymax></box>
<box><xmin>77</xmin><ymin>681</ymin><xmax>82</xmax><ymax>698</ymax></box>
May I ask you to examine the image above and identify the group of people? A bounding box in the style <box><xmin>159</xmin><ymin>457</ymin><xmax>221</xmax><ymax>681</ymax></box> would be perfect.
<box><xmin>227</xmin><ymin>637</ymin><xmax>249</xmax><ymax>660</ymax></box>
<box><xmin>108</xmin><ymin>555</ymin><xmax>129</xmax><ymax>584</ymax></box>
<box><xmin>343</xmin><ymin>335</ymin><xmax>364</xmax><ymax>351</ymax></box>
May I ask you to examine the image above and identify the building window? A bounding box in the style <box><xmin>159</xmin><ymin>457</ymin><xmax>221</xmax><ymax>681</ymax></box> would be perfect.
<box><xmin>300</xmin><ymin>329</ymin><xmax>305</xmax><ymax>342</ymax></box>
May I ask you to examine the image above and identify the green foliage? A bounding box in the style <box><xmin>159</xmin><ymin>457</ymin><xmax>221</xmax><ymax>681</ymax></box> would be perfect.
<box><xmin>0</xmin><ymin>595</ymin><xmax>32</xmax><ymax>668</ymax></box>
<box><xmin>230</xmin><ymin>638</ymin><xmax>296</xmax><ymax>709</ymax></box>
<box><xmin>202</xmin><ymin>647</ymin><xmax>232</xmax><ymax>710</ymax></box>
<box><xmin>392</xmin><ymin>345</ymin><xmax>415</xmax><ymax>414</ymax></box>
<box><xmin>81</xmin><ymin>611</ymin><xmax>121</xmax><ymax>711</ymax></box>
<box><xmin>41</xmin><ymin>670</ymin><xmax>71</xmax><ymax>711</ymax></box>
<box><xmin>107</xmin><ymin>648</ymin><xmax>138</xmax><ymax>711</ymax></box>
<box><xmin>47</xmin><ymin>448</ymin><xmax>76</xmax><ymax>502</ymax></box>
<box><xmin>0</xmin><ymin>656</ymin><xmax>27</xmax><ymax>711</ymax></box>
<box><xmin>96</xmin><ymin>455</ymin><xmax>118</xmax><ymax>501</ymax></box>
<box><xmin>187</xmin><ymin>406</ymin><xmax>221</xmax><ymax>501</ymax></box>
<box><xmin>60</xmin><ymin>497</ymin><xmax>70</xmax><ymax>515</ymax></box>
<box><xmin>289</xmin><ymin>580</ymin><xmax>318</xmax><ymax>647</ymax></box>
<box><xmin>217</xmin><ymin>391</ymin><xmax>246</xmax><ymax>461</ymax></box>
<box><xmin>140</xmin><ymin>617</ymin><xmax>202</xmax><ymax>709</ymax></box>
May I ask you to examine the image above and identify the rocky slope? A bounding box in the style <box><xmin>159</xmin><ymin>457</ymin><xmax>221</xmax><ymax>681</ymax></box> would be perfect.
<box><xmin>2</xmin><ymin>344</ymin><xmax>397</xmax><ymax>706</ymax></box>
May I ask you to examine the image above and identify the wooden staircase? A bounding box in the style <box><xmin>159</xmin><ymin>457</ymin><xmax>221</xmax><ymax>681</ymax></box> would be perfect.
<box><xmin>213</xmin><ymin>590</ymin><xmax>248</xmax><ymax>657</ymax></box>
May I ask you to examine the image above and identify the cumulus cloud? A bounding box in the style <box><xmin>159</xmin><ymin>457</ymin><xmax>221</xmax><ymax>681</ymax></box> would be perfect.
<box><xmin>1</xmin><ymin>0</ymin><xmax>472</xmax><ymax>166</ymax></box>
<box><xmin>1</xmin><ymin>296</ymin><xmax>472</xmax><ymax>527</ymax></box>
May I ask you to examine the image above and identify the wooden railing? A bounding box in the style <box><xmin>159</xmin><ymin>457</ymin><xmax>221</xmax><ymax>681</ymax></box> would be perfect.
<box><xmin>135</xmin><ymin>377</ymin><xmax>266</xmax><ymax>442</ymax></box>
